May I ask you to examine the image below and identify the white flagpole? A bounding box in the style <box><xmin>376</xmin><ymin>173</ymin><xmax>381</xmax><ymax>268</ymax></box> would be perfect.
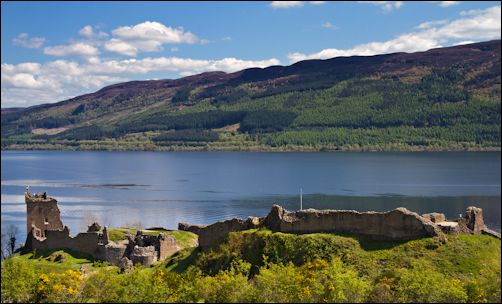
<box><xmin>300</xmin><ymin>187</ymin><xmax>303</xmax><ymax>210</ymax></box>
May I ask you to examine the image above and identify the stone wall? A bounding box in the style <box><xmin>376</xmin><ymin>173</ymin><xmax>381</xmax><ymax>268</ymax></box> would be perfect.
<box><xmin>130</xmin><ymin>246</ymin><xmax>156</xmax><ymax>267</ymax></box>
<box><xmin>180</xmin><ymin>205</ymin><xmax>499</xmax><ymax>249</ymax></box>
<box><xmin>179</xmin><ymin>217</ymin><xmax>260</xmax><ymax>249</ymax></box>
<box><xmin>264</xmin><ymin>205</ymin><xmax>440</xmax><ymax>241</ymax></box>
<box><xmin>463</xmin><ymin>206</ymin><xmax>485</xmax><ymax>233</ymax></box>
<box><xmin>23</xmin><ymin>191</ymin><xmax>182</xmax><ymax>267</ymax></box>
<box><xmin>158</xmin><ymin>234</ymin><xmax>179</xmax><ymax>260</ymax></box>
<box><xmin>26</xmin><ymin>193</ymin><xmax>63</xmax><ymax>238</ymax></box>
<box><xmin>26</xmin><ymin>226</ymin><xmax>102</xmax><ymax>257</ymax></box>
<box><xmin>105</xmin><ymin>242</ymin><xmax>128</xmax><ymax>265</ymax></box>
<box><xmin>422</xmin><ymin>212</ymin><xmax>446</xmax><ymax>223</ymax></box>
<box><xmin>24</xmin><ymin>227</ymin><xmax>181</xmax><ymax>266</ymax></box>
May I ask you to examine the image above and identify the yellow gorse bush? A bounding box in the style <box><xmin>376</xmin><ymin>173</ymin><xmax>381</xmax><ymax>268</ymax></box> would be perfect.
<box><xmin>36</xmin><ymin>269</ymin><xmax>84</xmax><ymax>302</ymax></box>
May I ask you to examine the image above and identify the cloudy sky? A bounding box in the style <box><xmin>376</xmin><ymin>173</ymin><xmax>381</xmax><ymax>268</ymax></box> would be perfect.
<box><xmin>1</xmin><ymin>1</ymin><xmax>500</xmax><ymax>108</ymax></box>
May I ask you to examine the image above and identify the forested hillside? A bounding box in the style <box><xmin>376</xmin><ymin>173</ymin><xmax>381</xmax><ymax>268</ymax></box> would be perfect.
<box><xmin>2</xmin><ymin>40</ymin><xmax>500</xmax><ymax>151</ymax></box>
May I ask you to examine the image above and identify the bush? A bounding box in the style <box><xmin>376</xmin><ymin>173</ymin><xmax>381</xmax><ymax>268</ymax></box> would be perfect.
<box><xmin>1</xmin><ymin>258</ymin><xmax>39</xmax><ymax>303</ymax></box>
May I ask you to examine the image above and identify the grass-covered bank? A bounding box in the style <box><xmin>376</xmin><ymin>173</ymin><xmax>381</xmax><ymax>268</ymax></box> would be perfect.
<box><xmin>2</xmin><ymin>229</ymin><xmax>500</xmax><ymax>303</ymax></box>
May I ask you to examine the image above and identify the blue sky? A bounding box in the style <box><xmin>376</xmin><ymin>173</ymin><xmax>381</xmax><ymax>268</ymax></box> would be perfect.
<box><xmin>1</xmin><ymin>1</ymin><xmax>500</xmax><ymax>108</ymax></box>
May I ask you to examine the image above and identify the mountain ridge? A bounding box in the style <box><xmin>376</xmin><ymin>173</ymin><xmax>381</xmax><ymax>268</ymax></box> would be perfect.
<box><xmin>2</xmin><ymin>40</ymin><xmax>500</xmax><ymax>151</ymax></box>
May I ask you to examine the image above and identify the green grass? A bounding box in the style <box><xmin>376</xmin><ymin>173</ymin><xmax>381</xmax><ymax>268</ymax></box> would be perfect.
<box><xmin>107</xmin><ymin>227</ymin><xmax>198</xmax><ymax>249</ymax></box>
<box><xmin>9</xmin><ymin>249</ymin><xmax>93</xmax><ymax>273</ymax></box>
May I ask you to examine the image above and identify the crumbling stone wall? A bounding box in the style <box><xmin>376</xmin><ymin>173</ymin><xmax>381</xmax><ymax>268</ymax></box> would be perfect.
<box><xmin>130</xmin><ymin>246</ymin><xmax>156</xmax><ymax>267</ymax></box>
<box><xmin>25</xmin><ymin>193</ymin><xmax>63</xmax><ymax>237</ymax></box>
<box><xmin>264</xmin><ymin>205</ymin><xmax>440</xmax><ymax>241</ymax></box>
<box><xmin>105</xmin><ymin>242</ymin><xmax>128</xmax><ymax>265</ymax></box>
<box><xmin>422</xmin><ymin>212</ymin><xmax>446</xmax><ymax>223</ymax></box>
<box><xmin>180</xmin><ymin>205</ymin><xmax>498</xmax><ymax>250</ymax></box>
<box><xmin>158</xmin><ymin>234</ymin><xmax>179</xmax><ymax>260</ymax></box>
<box><xmin>462</xmin><ymin>206</ymin><xmax>485</xmax><ymax>233</ymax></box>
<box><xmin>179</xmin><ymin>217</ymin><xmax>260</xmax><ymax>249</ymax></box>
<box><xmin>23</xmin><ymin>192</ymin><xmax>181</xmax><ymax>267</ymax></box>
<box><xmin>25</xmin><ymin>227</ymin><xmax>180</xmax><ymax>266</ymax></box>
<box><xmin>25</xmin><ymin>226</ymin><xmax>103</xmax><ymax>257</ymax></box>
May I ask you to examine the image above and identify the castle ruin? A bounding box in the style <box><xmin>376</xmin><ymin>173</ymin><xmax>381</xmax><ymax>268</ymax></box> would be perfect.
<box><xmin>22</xmin><ymin>191</ymin><xmax>179</xmax><ymax>269</ymax></box>
<box><xmin>22</xmin><ymin>189</ymin><xmax>500</xmax><ymax>265</ymax></box>
<box><xmin>180</xmin><ymin>204</ymin><xmax>501</xmax><ymax>249</ymax></box>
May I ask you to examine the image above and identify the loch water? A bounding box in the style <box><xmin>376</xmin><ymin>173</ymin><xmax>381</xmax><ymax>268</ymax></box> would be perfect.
<box><xmin>1</xmin><ymin>150</ymin><xmax>500</xmax><ymax>241</ymax></box>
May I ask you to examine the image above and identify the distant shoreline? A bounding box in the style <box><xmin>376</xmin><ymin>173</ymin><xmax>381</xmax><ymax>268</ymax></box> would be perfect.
<box><xmin>2</xmin><ymin>144</ymin><xmax>500</xmax><ymax>152</ymax></box>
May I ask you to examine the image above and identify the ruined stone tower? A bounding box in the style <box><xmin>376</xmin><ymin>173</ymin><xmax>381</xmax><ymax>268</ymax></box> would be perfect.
<box><xmin>25</xmin><ymin>191</ymin><xmax>64</xmax><ymax>237</ymax></box>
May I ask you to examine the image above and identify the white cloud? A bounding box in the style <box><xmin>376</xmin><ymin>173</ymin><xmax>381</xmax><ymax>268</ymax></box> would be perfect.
<box><xmin>436</xmin><ymin>5</ymin><xmax>500</xmax><ymax>39</ymax></box>
<box><xmin>44</xmin><ymin>42</ymin><xmax>99</xmax><ymax>57</ymax></box>
<box><xmin>79</xmin><ymin>25</ymin><xmax>93</xmax><ymax>37</ymax></box>
<box><xmin>79</xmin><ymin>25</ymin><xmax>108</xmax><ymax>39</ymax></box>
<box><xmin>103</xmin><ymin>21</ymin><xmax>201</xmax><ymax>56</ymax></box>
<box><xmin>112</xmin><ymin>21</ymin><xmax>199</xmax><ymax>44</ymax></box>
<box><xmin>416</xmin><ymin>20</ymin><xmax>448</xmax><ymax>30</ymax></box>
<box><xmin>322</xmin><ymin>21</ymin><xmax>336</xmax><ymax>29</ymax></box>
<box><xmin>270</xmin><ymin>1</ymin><xmax>304</xmax><ymax>8</ymax></box>
<box><xmin>288</xmin><ymin>5</ymin><xmax>501</xmax><ymax>63</ymax></box>
<box><xmin>1</xmin><ymin>56</ymin><xmax>280</xmax><ymax>107</ymax></box>
<box><xmin>452</xmin><ymin>40</ymin><xmax>475</xmax><ymax>46</ymax></box>
<box><xmin>104</xmin><ymin>38</ymin><xmax>138</xmax><ymax>56</ymax></box>
<box><xmin>459</xmin><ymin>7</ymin><xmax>488</xmax><ymax>16</ymax></box>
<box><xmin>12</xmin><ymin>33</ymin><xmax>46</xmax><ymax>48</ymax></box>
<box><xmin>439</xmin><ymin>1</ymin><xmax>460</xmax><ymax>8</ymax></box>
<box><xmin>270</xmin><ymin>1</ymin><xmax>326</xmax><ymax>8</ymax></box>
<box><xmin>359</xmin><ymin>1</ymin><xmax>404</xmax><ymax>12</ymax></box>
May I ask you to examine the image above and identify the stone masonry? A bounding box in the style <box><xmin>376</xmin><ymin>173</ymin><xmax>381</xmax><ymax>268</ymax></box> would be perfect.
<box><xmin>180</xmin><ymin>204</ymin><xmax>500</xmax><ymax>249</ymax></box>
<box><xmin>25</xmin><ymin>192</ymin><xmax>63</xmax><ymax>238</ymax></box>
<box><xmin>23</xmin><ymin>191</ymin><xmax>179</xmax><ymax>267</ymax></box>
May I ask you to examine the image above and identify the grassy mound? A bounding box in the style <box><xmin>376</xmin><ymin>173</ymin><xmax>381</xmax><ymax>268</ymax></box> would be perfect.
<box><xmin>2</xmin><ymin>229</ymin><xmax>500</xmax><ymax>303</ymax></box>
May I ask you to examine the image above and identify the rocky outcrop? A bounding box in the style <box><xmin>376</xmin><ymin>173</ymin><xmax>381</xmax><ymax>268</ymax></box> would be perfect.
<box><xmin>179</xmin><ymin>217</ymin><xmax>260</xmax><ymax>249</ymax></box>
<box><xmin>264</xmin><ymin>205</ymin><xmax>441</xmax><ymax>241</ymax></box>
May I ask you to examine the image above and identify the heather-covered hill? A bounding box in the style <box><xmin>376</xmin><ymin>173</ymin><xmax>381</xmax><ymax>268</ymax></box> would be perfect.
<box><xmin>2</xmin><ymin>40</ymin><xmax>500</xmax><ymax>151</ymax></box>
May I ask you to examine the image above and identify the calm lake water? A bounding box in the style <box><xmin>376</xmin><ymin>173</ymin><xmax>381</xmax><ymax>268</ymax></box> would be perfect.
<box><xmin>1</xmin><ymin>151</ymin><xmax>500</xmax><ymax>242</ymax></box>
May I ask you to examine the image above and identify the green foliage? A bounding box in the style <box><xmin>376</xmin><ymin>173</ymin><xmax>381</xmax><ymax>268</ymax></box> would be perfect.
<box><xmin>57</xmin><ymin>125</ymin><xmax>107</xmax><ymax>140</ymax></box>
<box><xmin>252</xmin><ymin>258</ymin><xmax>370</xmax><ymax>303</ymax></box>
<box><xmin>116</xmin><ymin>110</ymin><xmax>246</xmax><ymax>134</ymax></box>
<box><xmin>172</xmin><ymin>88</ymin><xmax>191</xmax><ymax>104</ymax></box>
<box><xmin>240</xmin><ymin>111</ymin><xmax>297</xmax><ymax>133</ymax></box>
<box><xmin>153</xmin><ymin>130</ymin><xmax>220</xmax><ymax>143</ymax></box>
<box><xmin>1</xmin><ymin>232</ymin><xmax>500</xmax><ymax>303</ymax></box>
<box><xmin>1</xmin><ymin>258</ymin><xmax>39</xmax><ymax>303</ymax></box>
